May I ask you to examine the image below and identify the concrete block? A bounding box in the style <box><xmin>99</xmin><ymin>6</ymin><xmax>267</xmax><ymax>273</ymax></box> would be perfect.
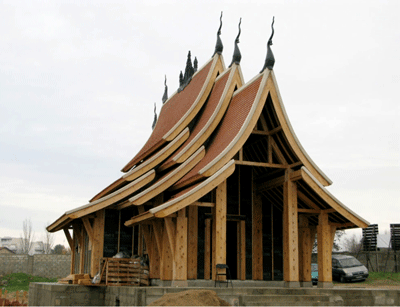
<box><xmin>317</xmin><ymin>282</ymin><xmax>333</xmax><ymax>288</ymax></box>
<box><xmin>284</xmin><ymin>281</ymin><xmax>301</xmax><ymax>288</ymax></box>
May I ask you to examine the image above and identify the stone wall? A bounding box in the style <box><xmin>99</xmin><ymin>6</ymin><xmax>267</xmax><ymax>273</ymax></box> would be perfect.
<box><xmin>0</xmin><ymin>254</ymin><xmax>70</xmax><ymax>279</ymax></box>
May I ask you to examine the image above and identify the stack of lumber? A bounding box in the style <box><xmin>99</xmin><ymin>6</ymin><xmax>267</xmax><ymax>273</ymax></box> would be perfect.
<box><xmin>58</xmin><ymin>274</ymin><xmax>90</xmax><ymax>285</ymax></box>
<box><xmin>99</xmin><ymin>257</ymin><xmax>149</xmax><ymax>286</ymax></box>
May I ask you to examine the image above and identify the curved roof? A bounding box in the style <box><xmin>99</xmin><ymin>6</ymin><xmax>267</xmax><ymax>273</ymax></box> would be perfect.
<box><xmin>121</xmin><ymin>54</ymin><xmax>224</xmax><ymax>172</ymax></box>
<box><xmin>159</xmin><ymin>64</ymin><xmax>244</xmax><ymax>171</ymax></box>
<box><xmin>173</xmin><ymin>72</ymin><xmax>266</xmax><ymax>190</ymax></box>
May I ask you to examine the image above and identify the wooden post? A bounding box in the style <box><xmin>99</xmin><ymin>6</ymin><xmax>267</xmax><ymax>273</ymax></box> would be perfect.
<box><xmin>317</xmin><ymin>212</ymin><xmax>333</xmax><ymax>286</ymax></box>
<box><xmin>213</xmin><ymin>180</ymin><xmax>227</xmax><ymax>280</ymax></box>
<box><xmin>204</xmin><ymin>218</ymin><xmax>211</xmax><ymax>280</ymax></box>
<box><xmin>160</xmin><ymin>221</ymin><xmax>173</xmax><ymax>280</ymax></box>
<box><xmin>187</xmin><ymin>206</ymin><xmax>198</xmax><ymax>279</ymax></box>
<box><xmin>298</xmin><ymin>215</ymin><xmax>312</xmax><ymax>285</ymax></box>
<box><xmin>79</xmin><ymin>225</ymin><xmax>85</xmax><ymax>274</ymax></box>
<box><xmin>252</xmin><ymin>193</ymin><xmax>263</xmax><ymax>280</ymax></box>
<box><xmin>90</xmin><ymin>210</ymin><xmax>105</xmax><ymax>277</ymax></box>
<box><xmin>238</xmin><ymin>220</ymin><xmax>246</xmax><ymax>280</ymax></box>
<box><xmin>283</xmin><ymin>172</ymin><xmax>299</xmax><ymax>286</ymax></box>
<box><xmin>63</xmin><ymin>227</ymin><xmax>75</xmax><ymax>275</ymax></box>
<box><xmin>174</xmin><ymin>209</ymin><xmax>188</xmax><ymax>280</ymax></box>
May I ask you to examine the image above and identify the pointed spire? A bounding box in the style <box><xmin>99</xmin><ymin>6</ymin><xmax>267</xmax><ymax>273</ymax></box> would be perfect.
<box><xmin>229</xmin><ymin>18</ymin><xmax>242</xmax><ymax>68</ymax></box>
<box><xmin>178</xmin><ymin>51</ymin><xmax>196</xmax><ymax>92</ymax></box>
<box><xmin>183</xmin><ymin>51</ymin><xmax>194</xmax><ymax>83</ymax></box>
<box><xmin>162</xmin><ymin>75</ymin><xmax>168</xmax><ymax>104</ymax></box>
<box><xmin>213</xmin><ymin>12</ymin><xmax>223</xmax><ymax>56</ymax></box>
<box><xmin>260</xmin><ymin>17</ymin><xmax>275</xmax><ymax>73</ymax></box>
<box><xmin>194</xmin><ymin>57</ymin><xmax>198</xmax><ymax>73</ymax></box>
<box><xmin>152</xmin><ymin>103</ymin><xmax>157</xmax><ymax>130</ymax></box>
<box><xmin>179</xmin><ymin>71</ymin><xmax>183</xmax><ymax>87</ymax></box>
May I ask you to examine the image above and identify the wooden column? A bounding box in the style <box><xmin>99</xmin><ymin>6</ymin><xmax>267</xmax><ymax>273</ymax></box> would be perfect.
<box><xmin>160</xmin><ymin>220</ymin><xmax>173</xmax><ymax>280</ymax></box>
<box><xmin>238</xmin><ymin>220</ymin><xmax>246</xmax><ymax>280</ymax></box>
<box><xmin>252</xmin><ymin>193</ymin><xmax>263</xmax><ymax>280</ymax></box>
<box><xmin>90</xmin><ymin>210</ymin><xmax>105</xmax><ymax>277</ymax></box>
<box><xmin>64</xmin><ymin>228</ymin><xmax>75</xmax><ymax>275</ymax></box>
<box><xmin>317</xmin><ymin>212</ymin><xmax>334</xmax><ymax>285</ymax></box>
<box><xmin>204</xmin><ymin>218</ymin><xmax>211</xmax><ymax>280</ymax></box>
<box><xmin>283</xmin><ymin>172</ymin><xmax>299</xmax><ymax>285</ymax></box>
<box><xmin>213</xmin><ymin>180</ymin><xmax>227</xmax><ymax>280</ymax></box>
<box><xmin>78</xmin><ymin>225</ymin><xmax>85</xmax><ymax>274</ymax></box>
<box><xmin>174</xmin><ymin>209</ymin><xmax>188</xmax><ymax>280</ymax></box>
<box><xmin>298</xmin><ymin>215</ymin><xmax>313</xmax><ymax>285</ymax></box>
<box><xmin>187</xmin><ymin>206</ymin><xmax>198</xmax><ymax>279</ymax></box>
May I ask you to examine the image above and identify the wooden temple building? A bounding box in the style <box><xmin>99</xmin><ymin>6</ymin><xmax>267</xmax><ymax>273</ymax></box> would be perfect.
<box><xmin>48</xmin><ymin>17</ymin><xmax>369</xmax><ymax>288</ymax></box>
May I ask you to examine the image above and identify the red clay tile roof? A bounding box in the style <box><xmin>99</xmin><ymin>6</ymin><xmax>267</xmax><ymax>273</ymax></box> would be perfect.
<box><xmin>121</xmin><ymin>60</ymin><xmax>213</xmax><ymax>172</ymax></box>
<box><xmin>173</xmin><ymin>75</ymin><xmax>263</xmax><ymax>189</ymax></box>
<box><xmin>160</xmin><ymin>70</ymin><xmax>230</xmax><ymax>170</ymax></box>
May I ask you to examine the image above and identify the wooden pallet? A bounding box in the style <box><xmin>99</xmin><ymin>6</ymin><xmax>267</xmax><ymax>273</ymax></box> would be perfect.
<box><xmin>99</xmin><ymin>258</ymin><xmax>149</xmax><ymax>286</ymax></box>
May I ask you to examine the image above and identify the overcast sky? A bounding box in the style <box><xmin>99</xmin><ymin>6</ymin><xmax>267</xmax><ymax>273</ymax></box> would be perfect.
<box><xmin>1</xmin><ymin>1</ymin><xmax>399</xmax><ymax>247</ymax></box>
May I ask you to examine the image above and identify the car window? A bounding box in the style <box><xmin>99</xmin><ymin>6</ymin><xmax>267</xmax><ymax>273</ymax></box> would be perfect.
<box><xmin>338</xmin><ymin>258</ymin><xmax>362</xmax><ymax>268</ymax></box>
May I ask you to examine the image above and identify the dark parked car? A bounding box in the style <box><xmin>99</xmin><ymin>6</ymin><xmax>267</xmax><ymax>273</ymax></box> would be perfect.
<box><xmin>332</xmin><ymin>255</ymin><xmax>369</xmax><ymax>283</ymax></box>
<box><xmin>311</xmin><ymin>263</ymin><xmax>318</xmax><ymax>285</ymax></box>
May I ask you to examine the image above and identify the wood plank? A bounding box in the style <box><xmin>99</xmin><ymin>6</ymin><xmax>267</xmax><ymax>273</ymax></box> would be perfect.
<box><xmin>238</xmin><ymin>220</ymin><xmax>246</xmax><ymax>280</ymax></box>
<box><xmin>82</xmin><ymin>217</ymin><xmax>94</xmax><ymax>245</ymax></box>
<box><xmin>90</xmin><ymin>210</ymin><xmax>105</xmax><ymax>277</ymax></box>
<box><xmin>317</xmin><ymin>212</ymin><xmax>332</xmax><ymax>282</ymax></box>
<box><xmin>63</xmin><ymin>228</ymin><xmax>73</xmax><ymax>250</ymax></box>
<box><xmin>152</xmin><ymin>220</ymin><xmax>163</xmax><ymax>256</ymax></box>
<box><xmin>204</xmin><ymin>218</ymin><xmax>211</xmax><ymax>280</ymax></box>
<box><xmin>283</xmin><ymin>173</ymin><xmax>299</xmax><ymax>282</ymax></box>
<box><xmin>252</xmin><ymin>193</ymin><xmax>263</xmax><ymax>280</ymax></box>
<box><xmin>79</xmin><ymin>225</ymin><xmax>85</xmax><ymax>274</ymax></box>
<box><xmin>298</xmin><ymin>215</ymin><xmax>312</xmax><ymax>282</ymax></box>
<box><xmin>192</xmin><ymin>201</ymin><xmax>215</xmax><ymax>207</ymax></box>
<box><xmin>164</xmin><ymin>217</ymin><xmax>176</xmax><ymax>258</ymax></box>
<box><xmin>160</xmin><ymin>222</ymin><xmax>173</xmax><ymax>280</ymax></box>
<box><xmin>214</xmin><ymin>180</ymin><xmax>227</xmax><ymax>280</ymax></box>
<box><xmin>297</xmin><ymin>208</ymin><xmax>320</xmax><ymax>214</ymax></box>
<box><xmin>187</xmin><ymin>206</ymin><xmax>198</xmax><ymax>279</ymax></box>
<box><xmin>174</xmin><ymin>209</ymin><xmax>188</xmax><ymax>280</ymax></box>
<box><xmin>235</xmin><ymin>160</ymin><xmax>287</xmax><ymax>169</ymax></box>
<box><xmin>301</xmin><ymin>168</ymin><xmax>368</xmax><ymax>228</ymax></box>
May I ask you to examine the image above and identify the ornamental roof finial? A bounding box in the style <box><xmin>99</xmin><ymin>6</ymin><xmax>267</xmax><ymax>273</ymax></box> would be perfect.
<box><xmin>213</xmin><ymin>12</ymin><xmax>223</xmax><ymax>56</ymax></box>
<box><xmin>152</xmin><ymin>103</ymin><xmax>157</xmax><ymax>130</ymax></box>
<box><xmin>260</xmin><ymin>16</ymin><xmax>275</xmax><ymax>73</ymax></box>
<box><xmin>229</xmin><ymin>18</ymin><xmax>242</xmax><ymax>68</ymax></box>
<box><xmin>162</xmin><ymin>75</ymin><xmax>168</xmax><ymax>104</ymax></box>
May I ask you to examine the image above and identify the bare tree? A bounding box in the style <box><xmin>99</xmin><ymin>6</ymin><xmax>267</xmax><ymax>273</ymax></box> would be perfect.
<box><xmin>19</xmin><ymin>219</ymin><xmax>35</xmax><ymax>254</ymax></box>
<box><xmin>342</xmin><ymin>234</ymin><xmax>362</xmax><ymax>253</ymax></box>
<box><xmin>313</xmin><ymin>230</ymin><xmax>344</xmax><ymax>252</ymax></box>
<box><xmin>43</xmin><ymin>224</ymin><xmax>55</xmax><ymax>254</ymax></box>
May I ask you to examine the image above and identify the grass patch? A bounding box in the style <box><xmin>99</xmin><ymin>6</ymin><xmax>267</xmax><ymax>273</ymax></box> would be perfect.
<box><xmin>1</xmin><ymin>273</ymin><xmax>57</xmax><ymax>292</ymax></box>
<box><xmin>364</xmin><ymin>272</ymin><xmax>400</xmax><ymax>285</ymax></box>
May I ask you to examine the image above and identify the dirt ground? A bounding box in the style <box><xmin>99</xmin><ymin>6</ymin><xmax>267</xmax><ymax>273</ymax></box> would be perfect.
<box><xmin>148</xmin><ymin>290</ymin><xmax>230</xmax><ymax>306</ymax></box>
<box><xmin>334</xmin><ymin>280</ymin><xmax>400</xmax><ymax>290</ymax></box>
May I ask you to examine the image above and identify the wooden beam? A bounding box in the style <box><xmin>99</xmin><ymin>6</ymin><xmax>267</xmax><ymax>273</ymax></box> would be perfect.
<box><xmin>317</xmin><ymin>212</ymin><xmax>332</xmax><ymax>282</ymax></box>
<box><xmin>82</xmin><ymin>217</ymin><xmax>94</xmax><ymax>244</ymax></box>
<box><xmin>90</xmin><ymin>210</ymin><xmax>104</xmax><ymax>277</ymax></box>
<box><xmin>160</xmin><ymin>222</ymin><xmax>173</xmax><ymax>280</ymax></box>
<box><xmin>297</xmin><ymin>208</ymin><xmax>320</xmax><ymax>214</ymax></box>
<box><xmin>204</xmin><ymin>218</ymin><xmax>211</xmax><ymax>280</ymax></box>
<box><xmin>252</xmin><ymin>193</ymin><xmax>263</xmax><ymax>280</ymax></box>
<box><xmin>283</xmin><ymin>172</ymin><xmax>299</xmax><ymax>282</ymax></box>
<box><xmin>235</xmin><ymin>160</ymin><xmax>287</xmax><ymax>169</ymax></box>
<box><xmin>297</xmin><ymin>190</ymin><xmax>322</xmax><ymax>211</ymax></box>
<box><xmin>258</xmin><ymin>112</ymin><xmax>268</xmax><ymax>131</ymax></box>
<box><xmin>63</xmin><ymin>228</ymin><xmax>73</xmax><ymax>250</ymax></box>
<box><xmin>238</xmin><ymin>220</ymin><xmax>246</xmax><ymax>280</ymax></box>
<box><xmin>187</xmin><ymin>206</ymin><xmax>198</xmax><ymax>279</ymax></box>
<box><xmin>79</xmin><ymin>225</ymin><xmax>85</xmax><ymax>274</ymax></box>
<box><xmin>298</xmin><ymin>215</ymin><xmax>312</xmax><ymax>282</ymax></box>
<box><xmin>152</xmin><ymin>220</ymin><xmax>163</xmax><ymax>256</ymax></box>
<box><xmin>192</xmin><ymin>201</ymin><xmax>215</xmax><ymax>207</ymax></box>
<box><xmin>164</xmin><ymin>217</ymin><xmax>176</xmax><ymax>258</ymax></box>
<box><xmin>270</xmin><ymin>137</ymin><xmax>288</xmax><ymax>166</ymax></box>
<box><xmin>214</xmin><ymin>180</ymin><xmax>227</xmax><ymax>280</ymax></box>
<box><xmin>174</xmin><ymin>209</ymin><xmax>188</xmax><ymax>280</ymax></box>
<box><xmin>252</xmin><ymin>126</ymin><xmax>282</xmax><ymax>136</ymax></box>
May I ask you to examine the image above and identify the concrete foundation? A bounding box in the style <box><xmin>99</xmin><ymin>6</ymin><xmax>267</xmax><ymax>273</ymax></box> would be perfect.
<box><xmin>29</xmin><ymin>282</ymin><xmax>400</xmax><ymax>306</ymax></box>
